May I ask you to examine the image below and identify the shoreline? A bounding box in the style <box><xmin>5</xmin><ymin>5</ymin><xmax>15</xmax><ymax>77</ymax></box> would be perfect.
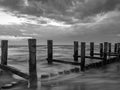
<box><xmin>0</xmin><ymin>62</ymin><xmax>120</xmax><ymax>90</ymax></box>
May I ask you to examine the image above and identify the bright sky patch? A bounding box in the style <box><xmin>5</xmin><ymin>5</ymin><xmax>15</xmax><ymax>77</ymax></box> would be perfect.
<box><xmin>0</xmin><ymin>35</ymin><xmax>32</xmax><ymax>40</ymax></box>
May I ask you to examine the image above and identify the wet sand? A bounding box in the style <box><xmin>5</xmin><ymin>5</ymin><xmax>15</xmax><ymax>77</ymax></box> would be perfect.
<box><xmin>0</xmin><ymin>62</ymin><xmax>120</xmax><ymax>90</ymax></box>
<box><xmin>41</xmin><ymin>62</ymin><xmax>120</xmax><ymax>90</ymax></box>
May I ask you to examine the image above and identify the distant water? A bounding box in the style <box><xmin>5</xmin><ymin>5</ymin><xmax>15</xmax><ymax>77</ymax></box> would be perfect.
<box><xmin>0</xmin><ymin>44</ymin><xmax>114</xmax><ymax>64</ymax></box>
<box><xmin>0</xmin><ymin>45</ymin><xmax>108</xmax><ymax>62</ymax></box>
<box><xmin>0</xmin><ymin>45</ymin><xmax>115</xmax><ymax>71</ymax></box>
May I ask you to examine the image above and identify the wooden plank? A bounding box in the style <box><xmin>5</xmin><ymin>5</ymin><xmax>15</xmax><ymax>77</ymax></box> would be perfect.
<box><xmin>74</xmin><ymin>41</ymin><xmax>78</xmax><ymax>62</ymax></box>
<box><xmin>94</xmin><ymin>53</ymin><xmax>100</xmax><ymax>55</ymax></box>
<box><xmin>47</xmin><ymin>40</ymin><xmax>53</xmax><ymax>64</ymax></box>
<box><xmin>1</xmin><ymin>40</ymin><xmax>8</xmax><ymax>65</ymax></box>
<box><xmin>86</xmin><ymin>56</ymin><xmax>103</xmax><ymax>60</ymax></box>
<box><xmin>0</xmin><ymin>64</ymin><xmax>29</xmax><ymax>79</ymax></box>
<box><xmin>110</xmin><ymin>52</ymin><xmax>118</xmax><ymax>54</ymax></box>
<box><xmin>78</xmin><ymin>56</ymin><xmax>103</xmax><ymax>60</ymax></box>
<box><xmin>81</xmin><ymin>42</ymin><xmax>86</xmax><ymax>71</ymax></box>
<box><xmin>28</xmin><ymin>39</ymin><xmax>37</xmax><ymax>88</ymax></box>
<box><xmin>109</xmin><ymin>54</ymin><xmax>118</xmax><ymax>56</ymax></box>
<box><xmin>108</xmin><ymin>57</ymin><xmax>118</xmax><ymax>61</ymax></box>
<box><xmin>53</xmin><ymin>59</ymin><xmax>81</xmax><ymax>66</ymax></box>
<box><xmin>90</xmin><ymin>42</ymin><xmax>94</xmax><ymax>58</ymax></box>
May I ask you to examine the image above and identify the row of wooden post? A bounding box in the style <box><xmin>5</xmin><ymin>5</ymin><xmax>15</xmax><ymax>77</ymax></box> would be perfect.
<box><xmin>1</xmin><ymin>39</ymin><xmax>37</xmax><ymax>88</ymax></box>
<box><xmin>47</xmin><ymin>40</ymin><xmax>120</xmax><ymax>71</ymax></box>
<box><xmin>1</xmin><ymin>39</ymin><xmax>120</xmax><ymax>88</ymax></box>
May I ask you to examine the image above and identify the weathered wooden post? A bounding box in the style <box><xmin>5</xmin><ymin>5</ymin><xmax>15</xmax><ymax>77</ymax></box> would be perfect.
<box><xmin>103</xmin><ymin>42</ymin><xmax>108</xmax><ymax>65</ymax></box>
<box><xmin>90</xmin><ymin>42</ymin><xmax>94</xmax><ymax>58</ymax></box>
<box><xmin>28</xmin><ymin>39</ymin><xmax>37</xmax><ymax>88</ymax></box>
<box><xmin>117</xmin><ymin>43</ymin><xmax>119</xmax><ymax>53</ymax></box>
<box><xmin>108</xmin><ymin>43</ymin><xmax>111</xmax><ymax>57</ymax></box>
<box><xmin>74</xmin><ymin>41</ymin><xmax>78</xmax><ymax>62</ymax></box>
<box><xmin>81</xmin><ymin>42</ymin><xmax>86</xmax><ymax>71</ymax></box>
<box><xmin>114</xmin><ymin>43</ymin><xmax>118</xmax><ymax>53</ymax></box>
<box><xmin>117</xmin><ymin>43</ymin><xmax>120</xmax><ymax>61</ymax></box>
<box><xmin>47</xmin><ymin>40</ymin><xmax>53</xmax><ymax>64</ymax></box>
<box><xmin>1</xmin><ymin>40</ymin><xmax>8</xmax><ymax>65</ymax></box>
<box><xmin>100</xmin><ymin>43</ymin><xmax>103</xmax><ymax>57</ymax></box>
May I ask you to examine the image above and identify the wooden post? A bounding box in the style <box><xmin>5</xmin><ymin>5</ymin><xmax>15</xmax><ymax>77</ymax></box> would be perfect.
<box><xmin>103</xmin><ymin>42</ymin><xmax>108</xmax><ymax>65</ymax></box>
<box><xmin>100</xmin><ymin>43</ymin><xmax>103</xmax><ymax>57</ymax></box>
<box><xmin>108</xmin><ymin>43</ymin><xmax>111</xmax><ymax>56</ymax></box>
<box><xmin>47</xmin><ymin>40</ymin><xmax>53</xmax><ymax>64</ymax></box>
<box><xmin>1</xmin><ymin>40</ymin><xmax>8</xmax><ymax>65</ymax></box>
<box><xmin>114</xmin><ymin>43</ymin><xmax>118</xmax><ymax>53</ymax></box>
<box><xmin>28</xmin><ymin>39</ymin><xmax>37</xmax><ymax>88</ymax></box>
<box><xmin>74</xmin><ymin>41</ymin><xmax>78</xmax><ymax>62</ymax></box>
<box><xmin>117</xmin><ymin>43</ymin><xmax>120</xmax><ymax>61</ymax></box>
<box><xmin>81</xmin><ymin>42</ymin><xmax>86</xmax><ymax>71</ymax></box>
<box><xmin>90</xmin><ymin>42</ymin><xmax>94</xmax><ymax>58</ymax></box>
<box><xmin>117</xmin><ymin>43</ymin><xmax>119</xmax><ymax>53</ymax></box>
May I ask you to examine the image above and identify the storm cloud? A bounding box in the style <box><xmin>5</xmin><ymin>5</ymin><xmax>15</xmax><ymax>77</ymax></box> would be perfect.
<box><xmin>0</xmin><ymin>0</ymin><xmax>120</xmax><ymax>43</ymax></box>
<box><xmin>0</xmin><ymin>0</ymin><xmax>120</xmax><ymax>20</ymax></box>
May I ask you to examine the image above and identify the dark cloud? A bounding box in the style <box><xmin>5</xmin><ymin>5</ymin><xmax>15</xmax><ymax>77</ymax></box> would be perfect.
<box><xmin>0</xmin><ymin>0</ymin><xmax>120</xmax><ymax>13</ymax></box>
<box><xmin>0</xmin><ymin>0</ymin><xmax>43</xmax><ymax>16</ymax></box>
<box><xmin>73</xmin><ymin>0</ymin><xmax>120</xmax><ymax>19</ymax></box>
<box><xmin>0</xmin><ymin>0</ymin><xmax>120</xmax><ymax>23</ymax></box>
<box><xmin>103</xmin><ymin>0</ymin><xmax>120</xmax><ymax>10</ymax></box>
<box><xmin>0</xmin><ymin>0</ymin><xmax>22</xmax><ymax>9</ymax></box>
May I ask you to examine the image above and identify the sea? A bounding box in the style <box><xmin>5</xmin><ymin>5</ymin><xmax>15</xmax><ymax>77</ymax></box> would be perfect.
<box><xmin>0</xmin><ymin>45</ymin><xmax>120</xmax><ymax>90</ymax></box>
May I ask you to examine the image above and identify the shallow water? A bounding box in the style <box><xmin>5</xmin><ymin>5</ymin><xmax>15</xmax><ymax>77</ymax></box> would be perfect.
<box><xmin>0</xmin><ymin>45</ymin><xmax>119</xmax><ymax>90</ymax></box>
<box><xmin>1</xmin><ymin>45</ymin><xmax>102</xmax><ymax>62</ymax></box>
<box><xmin>40</xmin><ymin>63</ymin><xmax>120</xmax><ymax>90</ymax></box>
<box><xmin>15</xmin><ymin>62</ymin><xmax>120</xmax><ymax>90</ymax></box>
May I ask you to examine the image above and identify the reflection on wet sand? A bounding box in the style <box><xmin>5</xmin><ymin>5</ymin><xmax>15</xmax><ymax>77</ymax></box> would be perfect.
<box><xmin>40</xmin><ymin>63</ymin><xmax>120</xmax><ymax>90</ymax></box>
<box><xmin>10</xmin><ymin>62</ymin><xmax>120</xmax><ymax>90</ymax></box>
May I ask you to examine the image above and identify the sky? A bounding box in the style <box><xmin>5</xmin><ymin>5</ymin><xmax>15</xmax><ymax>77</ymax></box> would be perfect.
<box><xmin>0</xmin><ymin>0</ymin><xmax>120</xmax><ymax>45</ymax></box>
